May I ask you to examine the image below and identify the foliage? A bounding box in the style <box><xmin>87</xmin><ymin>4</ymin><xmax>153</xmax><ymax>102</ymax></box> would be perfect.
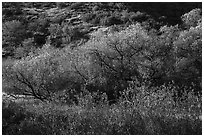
<box><xmin>48</xmin><ymin>23</ymin><xmax>87</xmax><ymax>47</ymax></box>
<box><xmin>82</xmin><ymin>10</ymin><xmax>150</xmax><ymax>27</ymax></box>
<box><xmin>2</xmin><ymin>20</ymin><xmax>27</xmax><ymax>51</ymax></box>
<box><xmin>80</xmin><ymin>24</ymin><xmax>156</xmax><ymax>100</ymax></box>
<box><xmin>81</xmin><ymin>13</ymin><xmax>96</xmax><ymax>23</ymax></box>
<box><xmin>62</xmin><ymin>25</ymin><xmax>85</xmax><ymax>43</ymax></box>
<box><xmin>2</xmin><ymin>82</ymin><xmax>202</xmax><ymax>135</ymax></box>
<box><xmin>129</xmin><ymin>11</ymin><xmax>149</xmax><ymax>23</ymax></box>
<box><xmin>2</xmin><ymin>4</ymin><xmax>202</xmax><ymax>135</ymax></box>
<box><xmin>48</xmin><ymin>24</ymin><xmax>63</xmax><ymax>47</ymax></box>
<box><xmin>100</xmin><ymin>13</ymin><xmax>123</xmax><ymax>26</ymax></box>
<box><xmin>28</xmin><ymin>18</ymin><xmax>50</xmax><ymax>46</ymax></box>
<box><xmin>173</xmin><ymin>17</ymin><xmax>202</xmax><ymax>92</ymax></box>
<box><xmin>181</xmin><ymin>8</ymin><xmax>202</xmax><ymax>28</ymax></box>
<box><xmin>70</xmin><ymin>2</ymin><xmax>84</xmax><ymax>10</ymax></box>
<box><xmin>14</xmin><ymin>38</ymin><xmax>36</xmax><ymax>59</ymax></box>
<box><xmin>3</xmin><ymin>8</ymin><xmax>202</xmax><ymax>103</ymax></box>
<box><xmin>9</xmin><ymin>45</ymin><xmax>88</xmax><ymax>102</ymax></box>
<box><xmin>2</xmin><ymin>2</ymin><xmax>23</xmax><ymax>22</ymax></box>
<box><xmin>56</xmin><ymin>2</ymin><xmax>69</xmax><ymax>9</ymax></box>
<box><xmin>124</xmin><ymin>3</ymin><xmax>201</xmax><ymax>25</ymax></box>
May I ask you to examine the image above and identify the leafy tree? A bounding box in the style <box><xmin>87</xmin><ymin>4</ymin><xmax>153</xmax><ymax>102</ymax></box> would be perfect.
<box><xmin>173</xmin><ymin>14</ymin><xmax>202</xmax><ymax>92</ymax></box>
<box><xmin>146</xmin><ymin>9</ymin><xmax>202</xmax><ymax>94</ymax></box>
<box><xmin>10</xmin><ymin>45</ymin><xmax>86</xmax><ymax>102</ymax></box>
<box><xmin>80</xmin><ymin>24</ymin><xmax>153</xmax><ymax>100</ymax></box>
<box><xmin>11</xmin><ymin>45</ymin><xmax>62</xmax><ymax>101</ymax></box>
<box><xmin>147</xmin><ymin>25</ymin><xmax>180</xmax><ymax>85</ymax></box>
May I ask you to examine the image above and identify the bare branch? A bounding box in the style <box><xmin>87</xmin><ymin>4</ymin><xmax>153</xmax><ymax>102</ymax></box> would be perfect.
<box><xmin>93</xmin><ymin>50</ymin><xmax>118</xmax><ymax>73</ymax></box>
<box><xmin>73</xmin><ymin>64</ymin><xmax>88</xmax><ymax>81</ymax></box>
<box><xmin>15</xmin><ymin>71</ymin><xmax>47</xmax><ymax>101</ymax></box>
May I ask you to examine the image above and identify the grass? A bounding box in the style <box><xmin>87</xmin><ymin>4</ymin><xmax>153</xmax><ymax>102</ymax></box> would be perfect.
<box><xmin>2</xmin><ymin>94</ymin><xmax>202</xmax><ymax>135</ymax></box>
<box><xmin>2</xmin><ymin>58</ymin><xmax>202</xmax><ymax>135</ymax></box>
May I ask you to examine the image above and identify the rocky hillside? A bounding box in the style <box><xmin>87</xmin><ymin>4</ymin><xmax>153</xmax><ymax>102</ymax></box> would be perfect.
<box><xmin>2</xmin><ymin>2</ymin><xmax>202</xmax><ymax>57</ymax></box>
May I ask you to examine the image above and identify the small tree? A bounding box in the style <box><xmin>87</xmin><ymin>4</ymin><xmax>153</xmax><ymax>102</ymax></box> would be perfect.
<box><xmin>11</xmin><ymin>45</ymin><xmax>61</xmax><ymax>101</ymax></box>
<box><xmin>80</xmin><ymin>24</ymin><xmax>153</xmax><ymax>100</ymax></box>
<box><xmin>10</xmin><ymin>44</ymin><xmax>89</xmax><ymax>102</ymax></box>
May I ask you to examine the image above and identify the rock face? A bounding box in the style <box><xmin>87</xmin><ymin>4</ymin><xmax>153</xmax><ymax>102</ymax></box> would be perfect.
<box><xmin>23</xmin><ymin>7</ymin><xmax>87</xmax><ymax>28</ymax></box>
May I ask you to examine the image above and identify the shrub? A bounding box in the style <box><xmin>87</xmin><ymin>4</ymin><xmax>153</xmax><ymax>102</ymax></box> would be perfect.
<box><xmin>56</xmin><ymin>2</ymin><xmax>68</xmax><ymax>9</ymax></box>
<box><xmin>48</xmin><ymin>23</ymin><xmax>86</xmax><ymax>47</ymax></box>
<box><xmin>100</xmin><ymin>12</ymin><xmax>123</xmax><ymax>26</ymax></box>
<box><xmin>14</xmin><ymin>38</ymin><xmax>36</xmax><ymax>59</ymax></box>
<box><xmin>120</xmin><ymin>10</ymin><xmax>131</xmax><ymax>23</ymax></box>
<box><xmin>9</xmin><ymin>44</ymin><xmax>90</xmax><ymax>102</ymax></box>
<box><xmin>81</xmin><ymin>13</ymin><xmax>96</xmax><ymax>23</ymax></box>
<box><xmin>2</xmin><ymin>20</ymin><xmax>27</xmax><ymax>53</ymax></box>
<box><xmin>28</xmin><ymin>17</ymin><xmax>50</xmax><ymax>47</ymax></box>
<box><xmin>89</xmin><ymin>11</ymin><xmax>109</xmax><ymax>25</ymax></box>
<box><xmin>70</xmin><ymin>2</ymin><xmax>83</xmax><ymax>10</ymax></box>
<box><xmin>2</xmin><ymin>100</ymin><xmax>34</xmax><ymax>135</ymax></box>
<box><xmin>130</xmin><ymin>11</ymin><xmax>149</xmax><ymax>22</ymax></box>
<box><xmin>11</xmin><ymin>45</ymin><xmax>60</xmax><ymax>101</ymax></box>
<box><xmin>181</xmin><ymin>8</ymin><xmax>201</xmax><ymax>28</ymax></box>
<box><xmin>62</xmin><ymin>25</ymin><xmax>84</xmax><ymax>42</ymax></box>
<box><xmin>92</xmin><ymin>5</ymin><xmax>99</xmax><ymax>12</ymax></box>
<box><xmin>2</xmin><ymin>83</ymin><xmax>202</xmax><ymax>135</ymax></box>
<box><xmin>2</xmin><ymin>2</ymin><xmax>23</xmax><ymax>22</ymax></box>
<box><xmin>48</xmin><ymin>24</ymin><xmax>63</xmax><ymax>47</ymax></box>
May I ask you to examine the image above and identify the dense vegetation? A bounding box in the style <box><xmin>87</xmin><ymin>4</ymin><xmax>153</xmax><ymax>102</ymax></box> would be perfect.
<box><xmin>2</xmin><ymin>2</ymin><xmax>202</xmax><ymax>135</ymax></box>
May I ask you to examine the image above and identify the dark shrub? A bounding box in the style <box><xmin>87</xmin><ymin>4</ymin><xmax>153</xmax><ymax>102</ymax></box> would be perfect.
<box><xmin>70</xmin><ymin>2</ymin><xmax>83</xmax><ymax>10</ymax></box>
<box><xmin>56</xmin><ymin>2</ymin><xmax>68</xmax><ymax>9</ymax></box>
<box><xmin>130</xmin><ymin>12</ymin><xmax>149</xmax><ymax>22</ymax></box>
<box><xmin>81</xmin><ymin>13</ymin><xmax>96</xmax><ymax>23</ymax></box>
<box><xmin>2</xmin><ymin>101</ymin><xmax>32</xmax><ymax>134</ymax></box>
<box><xmin>2</xmin><ymin>20</ymin><xmax>27</xmax><ymax>53</ymax></box>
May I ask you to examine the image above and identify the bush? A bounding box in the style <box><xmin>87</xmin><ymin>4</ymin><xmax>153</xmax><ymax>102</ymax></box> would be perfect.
<box><xmin>2</xmin><ymin>100</ymin><xmax>34</xmax><ymax>135</ymax></box>
<box><xmin>181</xmin><ymin>8</ymin><xmax>201</xmax><ymax>28</ymax></box>
<box><xmin>62</xmin><ymin>25</ymin><xmax>84</xmax><ymax>42</ymax></box>
<box><xmin>48</xmin><ymin>24</ymin><xmax>63</xmax><ymax>47</ymax></box>
<box><xmin>9</xmin><ymin>44</ymin><xmax>92</xmax><ymax>103</ymax></box>
<box><xmin>28</xmin><ymin>18</ymin><xmax>50</xmax><ymax>47</ymax></box>
<box><xmin>100</xmin><ymin>12</ymin><xmax>123</xmax><ymax>26</ymax></box>
<box><xmin>2</xmin><ymin>83</ymin><xmax>202</xmax><ymax>135</ymax></box>
<box><xmin>120</xmin><ymin>10</ymin><xmax>131</xmax><ymax>23</ymax></box>
<box><xmin>14</xmin><ymin>38</ymin><xmax>36</xmax><ymax>59</ymax></box>
<box><xmin>70</xmin><ymin>2</ymin><xmax>83</xmax><ymax>10</ymax></box>
<box><xmin>130</xmin><ymin>11</ymin><xmax>149</xmax><ymax>22</ymax></box>
<box><xmin>56</xmin><ymin>2</ymin><xmax>68</xmax><ymax>9</ymax></box>
<box><xmin>92</xmin><ymin>5</ymin><xmax>99</xmax><ymax>12</ymax></box>
<box><xmin>89</xmin><ymin>11</ymin><xmax>109</xmax><ymax>25</ymax></box>
<box><xmin>48</xmin><ymin>24</ymin><xmax>86</xmax><ymax>47</ymax></box>
<box><xmin>2</xmin><ymin>20</ymin><xmax>27</xmax><ymax>53</ymax></box>
<box><xmin>81</xmin><ymin>13</ymin><xmax>96</xmax><ymax>23</ymax></box>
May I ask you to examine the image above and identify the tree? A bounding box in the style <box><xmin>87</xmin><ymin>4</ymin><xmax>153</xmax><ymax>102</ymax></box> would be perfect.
<box><xmin>173</xmin><ymin>13</ymin><xmax>202</xmax><ymax>92</ymax></box>
<box><xmin>80</xmin><ymin>24</ymin><xmax>153</xmax><ymax>100</ymax></box>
